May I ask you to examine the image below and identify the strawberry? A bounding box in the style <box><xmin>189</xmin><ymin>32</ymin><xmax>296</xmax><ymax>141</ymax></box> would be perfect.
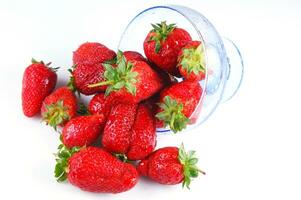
<box><xmin>55</xmin><ymin>146</ymin><xmax>138</xmax><ymax>193</ymax></box>
<box><xmin>88</xmin><ymin>93</ymin><xmax>116</xmax><ymax>119</ymax></box>
<box><xmin>89</xmin><ymin>51</ymin><xmax>163</xmax><ymax>104</ymax></box>
<box><xmin>102</xmin><ymin>103</ymin><xmax>137</xmax><ymax>153</ymax></box>
<box><xmin>127</xmin><ymin>104</ymin><xmax>156</xmax><ymax>160</ymax></box>
<box><xmin>137</xmin><ymin>144</ymin><xmax>205</xmax><ymax>188</ymax></box>
<box><xmin>22</xmin><ymin>59</ymin><xmax>57</xmax><ymax>117</ymax></box>
<box><xmin>72</xmin><ymin>42</ymin><xmax>116</xmax><ymax>66</ymax></box>
<box><xmin>41</xmin><ymin>87</ymin><xmax>77</xmax><ymax>130</ymax></box>
<box><xmin>156</xmin><ymin>80</ymin><xmax>202</xmax><ymax>133</ymax></box>
<box><xmin>62</xmin><ymin>115</ymin><xmax>106</xmax><ymax>148</ymax></box>
<box><xmin>178</xmin><ymin>41</ymin><xmax>206</xmax><ymax>81</ymax></box>
<box><xmin>68</xmin><ymin>63</ymin><xmax>108</xmax><ymax>95</ymax></box>
<box><xmin>123</xmin><ymin>51</ymin><xmax>146</xmax><ymax>62</ymax></box>
<box><xmin>143</xmin><ymin>21</ymin><xmax>192</xmax><ymax>76</ymax></box>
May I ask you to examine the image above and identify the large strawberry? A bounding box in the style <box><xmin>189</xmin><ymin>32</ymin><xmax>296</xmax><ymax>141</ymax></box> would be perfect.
<box><xmin>178</xmin><ymin>41</ymin><xmax>206</xmax><ymax>81</ymax></box>
<box><xmin>62</xmin><ymin>115</ymin><xmax>105</xmax><ymax>148</ymax></box>
<box><xmin>127</xmin><ymin>104</ymin><xmax>156</xmax><ymax>160</ymax></box>
<box><xmin>137</xmin><ymin>144</ymin><xmax>205</xmax><ymax>188</ymax></box>
<box><xmin>55</xmin><ymin>146</ymin><xmax>138</xmax><ymax>193</ymax></box>
<box><xmin>88</xmin><ymin>51</ymin><xmax>163</xmax><ymax>104</ymax></box>
<box><xmin>72</xmin><ymin>42</ymin><xmax>116</xmax><ymax>66</ymax></box>
<box><xmin>143</xmin><ymin>21</ymin><xmax>192</xmax><ymax>76</ymax></box>
<box><xmin>41</xmin><ymin>87</ymin><xmax>77</xmax><ymax>130</ymax></box>
<box><xmin>22</xmin><ymin>59</ymin><xmax>57</xmax><ymax>117</ymax></box>
<box><xmin>102</xmin><ymin>103</ymin><xmax>137</xmax><ymax>153</ymax></box>
<box><xmin>102</xmin><ymin>103</ymin><xmax>156</xmax><ymax>160</ymax></box>
<box><xmin>156</xmin><ymin>80</ymin><xmax>202</xmax><ymax>133</ymax></box>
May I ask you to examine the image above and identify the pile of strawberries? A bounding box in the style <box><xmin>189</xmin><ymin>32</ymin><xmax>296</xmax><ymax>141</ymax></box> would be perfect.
<box><xmin>21</xmin><ymin>21</ymin><xmax>206</xmax><ymax>193</ymax></box>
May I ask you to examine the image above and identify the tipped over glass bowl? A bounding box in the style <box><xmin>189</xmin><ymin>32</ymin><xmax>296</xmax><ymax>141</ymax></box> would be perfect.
<box><xmin>118</xmin><ymin>5</ymin><xmax>244</xmax><ymax>133</ymax></box>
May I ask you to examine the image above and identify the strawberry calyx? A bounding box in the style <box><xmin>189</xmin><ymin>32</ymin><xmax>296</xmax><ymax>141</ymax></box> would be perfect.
<box><xmin>88</xmin><ymin>51</ymin><xmax>138</xmax><ymax>96</ymax></box>
<box><xmin>178</xmin><ymin>44</ymin><xmax>205</xmax><ymax>76</ymax></box>
<box><xmin>54</xmin><ymin>139</ymin><xmax>81</xmax><ymax>182</ymax></box>
<box><xmin>66</xmin><ymin>65</ymin><xmax>78</xmax><ymax>94</ymax></box>
<box><xmin>148</xmin><ymin>21</ymin><xmax>176</xmax><ymax>53</ymax></box>
<box><xmin>31</xmin><ymin>58</ymin><xmax>59</xmax><ymax>72</ymax></box>
<box><xmin>156</xmin><ymin>96</ymin><xmax>189</xmax><ymax>133</ymax></box>
<box><xmin>178</xmin><ymin>143</ymin><xmax>205</xmax><ymax>189</ymax></box>
<box><xmin>42</xmin><ymin>100</ymin><xmax>70</xmax><ymax>131</ymax></box>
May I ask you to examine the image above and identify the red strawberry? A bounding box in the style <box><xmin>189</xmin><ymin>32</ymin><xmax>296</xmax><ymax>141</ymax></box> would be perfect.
<box><xmin>73</xmin><ymin>42</ymin><xmax>116</xmax><ymax>66</ymax></box>
<box><xmin>55</xmin><ymin>146</ymin><xmax>138</xmax><ymax>193</ymax></box>
<box><xmin>22</xmin><ymin>59</ymin><xmax>57</xmax><ymax>117</ymax></box>
<box><xmin>127</xmin><ymin>104</ymin><xmax>156</xmax><ymax>160</ymax></box>
<box><xmin>89</xmin><ymin>51</ymin><xmax>163</xmax><ymax>104</ymax></box>
<box><xmin>178</xmin><ymin>41</ymin><xmax>206</xmax><ymax>81</ymax></box>
<box><xmin>62</xmin><ymin>115</ymin><xmax>106</xmax><ymax>148</ymax></box>
<box><xmin>137</xmin><ymin>144</ymin><xmax>205</xmax><ymax>188</ymax></box>
<box><xmin>156</xmin><ymin>80</ymin><xmax>202</xmax><ymax>132</ymax></box>
<box><xmin>68</xmin><ymin>63</ymin><xmax>107</xmax><ymax>95</ymax></box>
<box><xmin>102</xmin><ymin>103</ymin><xmax>137</xmax><ymax>153</ymax></box>
<box><xmin>41</xmin><ymin>87</ymin><xmax>77</xmax><ymax>130</ymax></box>
<box><xmin>143</xmin><ymin>21</ymin><xmax>192</xmax><ymax>76</ymax></box>
<box><xmin>123</xmin><ymin>51</ymin><xmax>146</xmax><ymax>62</ymax></box>
<box><xmin>88</xmin><ymin>93</ymin><xmax>116</xmax><ymax>119</ymax></box>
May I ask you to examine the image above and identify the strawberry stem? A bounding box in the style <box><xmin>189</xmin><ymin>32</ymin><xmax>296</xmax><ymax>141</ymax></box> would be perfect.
<box><xmin>88</xmin><ymin>80</ymin><xmax>114</xmax><ymax>88</ymax></box>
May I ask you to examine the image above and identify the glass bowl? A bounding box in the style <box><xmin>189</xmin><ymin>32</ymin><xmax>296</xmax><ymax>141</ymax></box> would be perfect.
<box><xmin>118</xmin><ymin>5</ymin><xmax>244</xmax><ymax>133</ymax></box>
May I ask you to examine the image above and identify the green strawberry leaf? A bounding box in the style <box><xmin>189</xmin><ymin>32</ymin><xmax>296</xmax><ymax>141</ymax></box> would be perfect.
<box><xmin>88</xmin><ymin>50</ymin><xmax>138</xmax><ymax>96</ymax></box>
<box><xmin>148</xmin><ymin>21</ymin><xmax>176</xmax><ymax>53</ymax></box>
<box><xmin>156</xmin><ymin>96</ymin><xmax>189</xmax><ymax>133</ymax></box>
<box><xmin>178</xmin><ymin>143</ymin><xmax>205</xmax><ymax>189</ymax></box>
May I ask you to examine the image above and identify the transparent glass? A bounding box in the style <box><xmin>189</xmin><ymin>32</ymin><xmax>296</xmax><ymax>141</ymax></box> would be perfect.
<box><xmin>118</xmin><ymin>5</ymin><xmax>244</xmax><ymax>133</ymax></box>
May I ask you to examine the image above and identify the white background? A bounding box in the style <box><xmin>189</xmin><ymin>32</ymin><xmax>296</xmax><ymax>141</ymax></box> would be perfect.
<box><xmin>1</xmin><ymin>0</ymin><xmax>301</xmax><ymax>199</ymax></box>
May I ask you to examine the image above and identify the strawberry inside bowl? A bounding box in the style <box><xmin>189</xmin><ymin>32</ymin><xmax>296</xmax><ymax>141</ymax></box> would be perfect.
<box><xmin>118</xmin><ymin>5</ymin><xmax>244</xmax><ymax>133</ymax></box>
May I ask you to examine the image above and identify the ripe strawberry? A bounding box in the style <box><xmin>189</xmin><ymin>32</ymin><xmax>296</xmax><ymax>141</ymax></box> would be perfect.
<box><xmin>156</xmin><ymin>80</ymin><xmax>202</xmax><ymax>133</ymax></box>
<box><xmin>41</xmin><ymin>87</ymin><xmax>77</xmax><ymax>130</ymax></box>
<box><xmin>88</xmin><ymin>93</ymin><xmax>116</xmax><ymax>119</ymax></box>
<box><xmin>72</xmin><ymin>42</ymin><xmax>116</xmax><ymax>66</ymax></box>
<box><xmin>102</xmin><ymin>103</ymin><xmax>137</xmax><ymax>153</ymax></box>
<box><xmin>143</xmin><ymin>21</ymin><xmax>192</xmax><ymax>76</ymax></box>
<box><xmin>127</xmin><ymin>104</ymin><xmax>156</xmax><ymax>160</ymax></box>
<box><xmin>22</xmin><ymin>59</ymin><xmax>57</xmax><ymax>117</ymax></box>
<box><xmin>55</xmin><ymin>146</ymin><xmax>138</xmax><ymax>193</ymax></box>
<box><xmin>62</xmin><ymin>115</ymin><xmax>106</xmax><ymax>148</ymax></box>
<box><xmin>178</xmin><ymin>41</ymin><xmax>206</xmax><ymax>81</ymax></box>
<box><xmin>137</xmin><ymin>144</ymin><xmax>205</xmax><ymax>188</ymax></box>
<box><xmin>123</xmin><ymin>51</ymin><xmax>146</xmax><ymax>62</ymax></box>
<box><xmin>89</xmin><ymin>51</ymin><xmax>163</xmax><ymax>104</ymax></box>
<box><xmin>68</xmin><ymin>63</ymin><xmax>107</xmax><ymax>95</ymax></box>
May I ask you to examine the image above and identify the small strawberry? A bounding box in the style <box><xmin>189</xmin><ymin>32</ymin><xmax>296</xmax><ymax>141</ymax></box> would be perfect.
<box><xmin>73</xmin><ymin>42</ymin><xmax>116</xmax><ymax>66</ymax></box>
<box><xmin>55</xmin><ymin>146</ymin><xmax>138</xmax><ymax>193</ymax></box>
<box><xmin>137</xmin><ymin>144</ymin><xmax>205</xmax><ymax>188</ymax></box>
<box><xmin>102</xmin><ymin>103</ymin><xmax>137</xmax><ymax>153</ymax></box>
<box><xmin>22</xmin><ymin>59</ymin><xmax>57</xmax><ymax>117</ymax></box>
<box><xmin>127</xmin><ymin>103</ymin><xmax>156</xmax><ymax>160</ymax></box>
<box><xmin>123</xmin><ymin>51</ymin><xmax>146</xmax><ymax>62</ymax></box>
<box><xmin>144</xmin><ymin>21</ymin><xmax>192</xmax><ymax>76</ymax></box>
<box><xmin>89</xmin><ymin>51</ymin><xmax>163</xmax><ymax>104</ymax></box>
<box><xmin>41</xmin><ymin>87</ymin><xmax>77</xmax><ymax>130</ymax></box>
<box><xmin>178</xmin><ymin>41</ymin><xmax>206</xmax><ymax>81</ymax></box>
<box><xmin>62</xmin><ymin>115</ymin><xmax>106</xmax><ymax>148</ymax></box>
<box><xmin>156</xmin><ymin>80</ymin><xmax>202</xmax><ymax>133</ymax></box>
<box><xmin>88</xmin><ymin>93</ymin><xmax>116</xmax><ymax>119</ymax></box>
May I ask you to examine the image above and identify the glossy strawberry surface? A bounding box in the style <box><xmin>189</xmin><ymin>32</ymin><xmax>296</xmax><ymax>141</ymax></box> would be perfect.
<box><xmin>22</xmin><ymin>61</ymin><xmax>57</xmax><ymax>117</ymax></box>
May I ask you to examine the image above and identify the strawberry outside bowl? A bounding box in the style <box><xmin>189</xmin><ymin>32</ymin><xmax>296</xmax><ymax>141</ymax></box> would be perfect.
<box><xmin>117</xmin><ymin>5</ymin><xmax>244</xmax><ymax>133</ymax></box>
